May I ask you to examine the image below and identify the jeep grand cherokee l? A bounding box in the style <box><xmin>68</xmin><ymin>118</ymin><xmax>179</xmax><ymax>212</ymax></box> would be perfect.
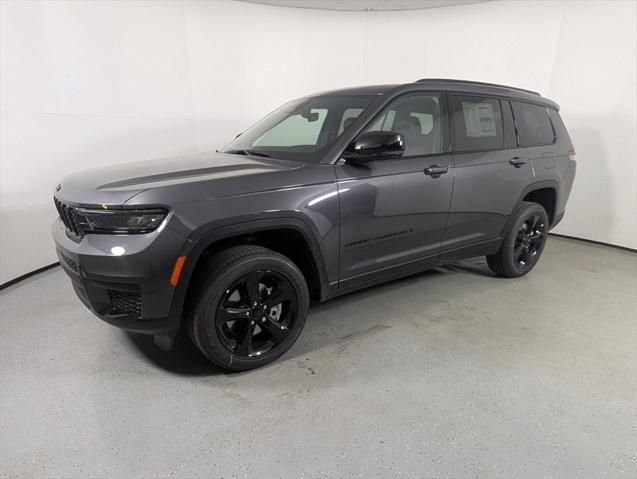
<box><xmin>52</xmin><ymin>79</ymin><xmax>576</xmax><ymax>371</ymax></box>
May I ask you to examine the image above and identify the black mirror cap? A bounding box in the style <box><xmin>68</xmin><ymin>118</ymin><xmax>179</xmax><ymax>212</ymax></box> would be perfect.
<box><xmin>342</xmin><ymin>131</ymin><xmax>406</xmax><ymax>163</ymax></box>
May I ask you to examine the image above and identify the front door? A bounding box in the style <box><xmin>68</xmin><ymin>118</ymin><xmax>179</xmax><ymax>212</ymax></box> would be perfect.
<box><xmin>335</xmin><ymin>93</ymin><xmax>454</xmax><ymax>286</ymax></box>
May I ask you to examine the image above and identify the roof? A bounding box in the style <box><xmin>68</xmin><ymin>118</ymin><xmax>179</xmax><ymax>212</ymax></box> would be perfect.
<box><xmin>308</xmin><ymin>79</ymin><xmax>557</xmax><ymax>109</ymax></box>
<box><xmin>415</xmin><ymin>78</ymin><xmax>540</xmax><ymax>95</ymax></box>
<box><xmin>310</xmin><ymin>84</ymin><xmax>398</xmax><ymax>97</ymax></box>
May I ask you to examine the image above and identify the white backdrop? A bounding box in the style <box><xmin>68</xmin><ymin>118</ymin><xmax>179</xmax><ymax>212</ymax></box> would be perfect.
<box><xmin>1</xmin><ymin>0</ymin><xmax>635</xmax><ymax>283</ymax></box>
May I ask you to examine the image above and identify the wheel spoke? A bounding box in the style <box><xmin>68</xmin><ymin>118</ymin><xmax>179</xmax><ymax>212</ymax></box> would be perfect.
<box><xmin>259</xmin><ymin>315</ymin><xmax>288</xmax><ymax>342</ymax></box>
<box><xmin>521</xmin><ymin>245</ymin><xmax>530</xmax><ymax>264</ymax></box>
<box><xmin>243</xmin><ymin>271</ymin><xmax>261</xmax><ymax>305</ymax></box>
<box><xmin>529</xmin><ymin>217</ymin><xmax>545</xmax><ymax>244</ymax></box>
<box><xmin>234</xmin><ymin>321</ymin><xmax>255</xmax><ymax>356</ymax></box>
<box><xmin>264</xmin><ymin>282</ymin><xmax>295</xmax><ymax>308</ymax></box>
<box><xmin>514</xmin><ymin>245</ymin><xmax>525</xmax><ymax>262</ymax></box>
<box><xmin>218</xmin><ymin>307</ymin><xmax>249</xmax><ymax>323</ymax></box>
<box><xmin>530</xmin><ymin>236</ymin><xmax>543</xmax><ymax>248</ymax></box>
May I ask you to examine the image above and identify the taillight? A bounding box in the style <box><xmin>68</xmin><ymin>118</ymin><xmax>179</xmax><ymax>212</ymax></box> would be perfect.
<box><xmin>568</xmin><ymin>149</ymin><xmax>576</xmax><ymax>160</ymax></box>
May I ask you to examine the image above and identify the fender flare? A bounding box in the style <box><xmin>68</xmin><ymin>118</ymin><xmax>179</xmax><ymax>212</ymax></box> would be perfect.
<box><xmin>166</xmin><ymin>215</ymin><xmax>331</xmax><ymax>326</ymax></box>
<box><xmin>500</xmin><ymin>180</ymin><xmax>560</xmax><ymax>236</ymax></box>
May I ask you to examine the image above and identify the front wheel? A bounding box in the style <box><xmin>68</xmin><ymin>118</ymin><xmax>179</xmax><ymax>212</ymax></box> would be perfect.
<box><xmin>487</xmin><ymin>201</ymin><xmax>549</xmax><ymax>277</ymax></box>
<box><xmin>186</xmin><ymin>245</ymin><xmax>309</xmax><ymax>371</ymax></box>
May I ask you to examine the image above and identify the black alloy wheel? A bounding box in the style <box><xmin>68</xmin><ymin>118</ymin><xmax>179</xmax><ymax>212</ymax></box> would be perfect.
<box><xmin>187</xmin><ymin>245</ymin><xmax>309</xmax><ymax>371</ymax></box>
<box><xmin>512</xmin><ymin>212</ymin><xmax>546</xmax><ymax>269</ymax></box>
<box><xmin>216</xmin><ymin>269</ymin><xmax>298</xmax><ymax>358</ymax></box>
<box><xmin>486</xmin><ymin>201</ymin><xmax>549</xmax><ymax>277</ymax></box>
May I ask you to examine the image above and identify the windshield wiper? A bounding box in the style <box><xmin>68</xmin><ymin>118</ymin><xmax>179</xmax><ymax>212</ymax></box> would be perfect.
<box><xmin>225</xmin><ymin>149</ymin><xmax>271</xmax><ymax>158</ymax></box>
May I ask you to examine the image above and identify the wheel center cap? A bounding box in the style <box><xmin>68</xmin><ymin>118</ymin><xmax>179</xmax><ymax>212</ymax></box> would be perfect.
<box><xmin>251</xmin><ymin>302</ymin><xmax>267</xmax><ymax>318</ymax></box>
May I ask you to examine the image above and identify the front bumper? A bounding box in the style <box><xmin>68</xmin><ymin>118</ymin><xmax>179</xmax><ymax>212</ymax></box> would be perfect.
<box><xmin>52</xmin><ymin>218</ymin><xmax>187</xmax><ymax>335</ymax></box>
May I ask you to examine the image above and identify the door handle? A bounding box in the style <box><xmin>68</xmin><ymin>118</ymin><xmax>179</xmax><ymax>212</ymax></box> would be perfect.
<box><xmin>509</xmin><ymin>157</ymin><xmax>527</xmax><ymax>168</ymax></box>
<box><xmin>424</xmin><ymin>165</ymin><xmax>449</xmax><ymax>178</ymax></box>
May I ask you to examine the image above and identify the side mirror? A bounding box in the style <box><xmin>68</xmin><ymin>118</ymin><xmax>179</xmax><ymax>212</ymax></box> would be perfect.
<box><xmin>342</xmin><ymin>131</ymin><xmax>405</xmax><ymax>163</ymax></box>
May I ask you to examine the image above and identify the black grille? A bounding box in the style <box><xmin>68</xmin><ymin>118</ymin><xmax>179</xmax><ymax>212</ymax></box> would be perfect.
<box><xmin>54</xmin><ymin>197</ymin><xmax>86</xmax><ymax>240</ymax></box>
<box><xmin>108</xmin><ymin>289</ymin><xmax>142</xmax><ymax>318</ymax></box>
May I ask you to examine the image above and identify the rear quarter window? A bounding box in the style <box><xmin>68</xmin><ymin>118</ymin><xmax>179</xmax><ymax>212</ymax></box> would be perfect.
<box><xmin>512</xmin><ymin>101</ymin><xmax>556</xmax><ymax>147</ymax></box>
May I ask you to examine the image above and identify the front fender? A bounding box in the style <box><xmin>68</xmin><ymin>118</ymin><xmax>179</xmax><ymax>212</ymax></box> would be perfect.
<box><xmin>166</xmin><ymin>213</ymin><xmax>334</xmax><ymax>329</ymax></box>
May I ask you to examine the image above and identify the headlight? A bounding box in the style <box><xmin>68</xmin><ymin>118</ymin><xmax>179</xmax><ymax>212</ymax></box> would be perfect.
<box><xmin>78</xmin><ymin>208</ymin><xmax>168</xmax><ymax>234</ymax></box>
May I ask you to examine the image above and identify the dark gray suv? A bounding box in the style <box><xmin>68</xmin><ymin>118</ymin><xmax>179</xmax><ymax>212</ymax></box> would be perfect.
<box><xmin>52</xmin><ymin>79</ymin><xmax>576</xmax><ymax>371</ymax></box>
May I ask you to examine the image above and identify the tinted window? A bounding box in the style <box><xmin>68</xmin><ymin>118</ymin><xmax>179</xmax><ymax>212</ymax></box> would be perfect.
<box><xmin>337</xmin><ymin>108</ymin><xmax>365</xmax><ymax>135</ymax></box>
<box><xmin>512</xmin><ymin>101</ymin><xmax>555</xmax><ymax>147</ymax></box>
<box><xmin>452</xmin><ymin>96</ymin><xmax>503</xmax><ymax>152</ymax></box>
<box><xmin>362</xmin><ymin>94</ymin><xmax>442</xmax><ymax>156</ymax></box>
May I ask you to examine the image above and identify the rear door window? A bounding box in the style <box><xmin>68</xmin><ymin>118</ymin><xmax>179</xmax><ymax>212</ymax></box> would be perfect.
<box><xmin>511</xmin><ymin>101</ymin><xmax>555</xmax><ymax>147</ymax></box>
<box><xmin>452</xmin><ymin>96</ymin><xmax>504</xmax><ymax>152</ymax></box>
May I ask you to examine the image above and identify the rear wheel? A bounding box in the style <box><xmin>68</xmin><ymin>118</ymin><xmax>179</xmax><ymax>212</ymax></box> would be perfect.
<box><xmin>487</xmin><ymin>201</ymin><xmax>549</xmax><ymax>277</ymax></box>
<box><xmin>186</xmin><ymin>245</ymin><xmax>309</xmax><ymax>371</ymax></box>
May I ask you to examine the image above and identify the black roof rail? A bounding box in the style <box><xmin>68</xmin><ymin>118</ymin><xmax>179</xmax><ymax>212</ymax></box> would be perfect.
<box><xmin>415</xmin><ymin>78</ymin><xmax>540</xmax><ymax>96</ymax></box>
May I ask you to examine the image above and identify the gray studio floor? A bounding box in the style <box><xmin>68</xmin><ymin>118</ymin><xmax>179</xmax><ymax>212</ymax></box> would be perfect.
<box><xmin>1</xmin><ymin>236</ymin><xmax>635</xmax><ymax>478</ymax></box>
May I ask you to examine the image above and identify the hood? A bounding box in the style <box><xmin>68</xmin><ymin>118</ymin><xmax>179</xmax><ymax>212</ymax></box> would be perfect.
<box><xmin>54</xmin><ymin>152</ymin><xmax>302</xmax><ymax>207</ymax></box>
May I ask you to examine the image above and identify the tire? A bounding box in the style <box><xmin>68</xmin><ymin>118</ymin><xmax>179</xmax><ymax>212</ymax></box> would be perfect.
<box><xmin>186</xmin><ymin>245</ymin><xmax>309</xmax><ymax>372</ymax></box>
<box><xmin>487</xmin><ymin>201</ymin><xmax>549</xmax><ymax>278</ymax></box>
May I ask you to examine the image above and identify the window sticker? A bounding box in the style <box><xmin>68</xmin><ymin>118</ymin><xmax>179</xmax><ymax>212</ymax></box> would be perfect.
<box><xmin>462</xmin><ymin>102</ymin><xmax>497</xmax><ymax>138</ymax></box>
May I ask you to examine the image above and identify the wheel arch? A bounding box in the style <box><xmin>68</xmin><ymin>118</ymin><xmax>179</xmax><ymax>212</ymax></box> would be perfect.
<box><xmin>497</xmin><ymin>181</ymin><xmax>559</xmax><ymax>240</ymax></box>
<box><xmin>167</xmin><ymin>217</ymin><xmax>331</xmax><ymax>329</ymax></box>
<box><xmin>522</xmin><ymin>186</ymin><xmax>557</xmax><ymax>226</ymax></box>
<box><xmin>514</xmin><ymin>180</ymin><xmax>559</xmax><ymax>223</ymax></box>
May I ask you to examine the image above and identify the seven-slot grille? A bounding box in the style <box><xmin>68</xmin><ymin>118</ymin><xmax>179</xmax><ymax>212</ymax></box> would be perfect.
<box><xmin>54</xmin><ymin>197</ymin><xmax>86</xmax><ymax>239</ymax></box>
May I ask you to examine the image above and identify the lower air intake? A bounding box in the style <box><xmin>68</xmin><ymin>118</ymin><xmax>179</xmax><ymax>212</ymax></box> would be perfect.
<box><xmin>107</xmin><ymin>289</ymin><xmax>142</xmax><ymax>318</ymax></box>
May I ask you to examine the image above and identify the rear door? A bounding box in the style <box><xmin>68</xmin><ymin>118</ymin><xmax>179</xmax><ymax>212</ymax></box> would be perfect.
<box><xmin>441</xmin><ymin>95</ymin><xmax>534</xmax><ymax>255</ymax></box>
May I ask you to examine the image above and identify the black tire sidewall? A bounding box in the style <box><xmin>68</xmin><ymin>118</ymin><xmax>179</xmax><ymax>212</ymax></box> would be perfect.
<box><xmin>193</xmin><ymin>255</ymin><xmax>309</xmax><ymax>371</ymax></box>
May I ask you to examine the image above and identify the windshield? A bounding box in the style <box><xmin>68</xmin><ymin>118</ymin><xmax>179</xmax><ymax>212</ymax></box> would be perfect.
<box><xmin>222</xmin><ymin>95</ymin><xmax>377</xmax><ymax>162</ymax></box>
